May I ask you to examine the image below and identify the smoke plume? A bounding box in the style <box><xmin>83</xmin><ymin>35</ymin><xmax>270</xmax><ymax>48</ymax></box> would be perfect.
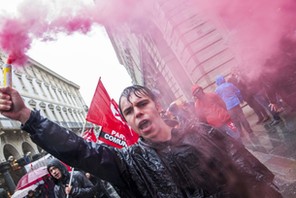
<box><xmin>0</xmin><ymin>0</ymin><xmax>142</xmax><ymax>65</ymax></box>
<box><xmin>1</xmin><ymin>0</ymin><xmax>296</xmax><ymax>78</ymax></box>
<box><xmin>194</xmin><ymin>0</ymin><xmax>296</xmax><ymax>78</ymax></box>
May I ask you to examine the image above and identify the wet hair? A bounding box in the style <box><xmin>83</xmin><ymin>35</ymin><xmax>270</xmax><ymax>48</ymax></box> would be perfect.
<box><xmin>118</xmin><ymin>85</ymin><xmax>156</xmax><ymax>120</ymax></box>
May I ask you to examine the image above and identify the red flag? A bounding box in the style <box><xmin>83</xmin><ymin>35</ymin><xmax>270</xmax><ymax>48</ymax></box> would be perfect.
<box><xmin>86</xmin><ymin>79</ymin><xmax>138</xmax><ymax>148</ymax></box>
<box><xmin>82</xmin><ymin>128</ymin><xmax>97</xmax><ymax>143</ymax></box>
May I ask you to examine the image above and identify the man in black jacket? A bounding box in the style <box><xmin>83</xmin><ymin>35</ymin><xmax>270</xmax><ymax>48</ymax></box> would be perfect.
<box><xmin>0</xmin><ymin>86</ymin><xmax>282</xmax><ymax>198</ymax></box>
<box><xmin>46</xmin><ymin>159</ymin><xmax>97</xmax><ymax>198</ymax></box>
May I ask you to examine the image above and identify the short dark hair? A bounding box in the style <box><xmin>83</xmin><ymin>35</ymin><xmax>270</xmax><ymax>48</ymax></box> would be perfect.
<box><xmin>119</xmin><ymin>85</ymin><xmax>156</xmax><ymax>119</ymax></box>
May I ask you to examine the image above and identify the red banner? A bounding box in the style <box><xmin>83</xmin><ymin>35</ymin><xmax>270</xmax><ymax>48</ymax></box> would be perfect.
<box><xmin>82</xmin><ymin>128</ymin><xmax>97</xmax><ymax>143</ymax></box>
<box><xmin>86</xmin><ymin>79</ymin><xmax>138</xmax><ymax>148</ymax></box>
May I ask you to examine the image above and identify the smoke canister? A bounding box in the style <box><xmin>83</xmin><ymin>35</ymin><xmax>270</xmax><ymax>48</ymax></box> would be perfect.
<box><xmin>2</xmin><ymin>62</ymin><xmax>12</xmax><ymax>87</ymax></box>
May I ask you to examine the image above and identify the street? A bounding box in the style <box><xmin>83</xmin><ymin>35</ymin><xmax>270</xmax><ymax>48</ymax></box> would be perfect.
<box><xmin>243</xmin><ymin>108</ymin><xmax>296</xmax><ymax>198</ymax></box>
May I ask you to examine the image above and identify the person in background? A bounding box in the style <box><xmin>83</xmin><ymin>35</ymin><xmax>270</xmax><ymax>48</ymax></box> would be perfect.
<box><xmin>0</xmin><ymin>86</ymin><xmax>282</xmax><ymax>197</ymax></box>
<box><xmin>227</xmin><ymin>71</ymin><xmax>270</xmax><ymax>124</ymax></box>
<box><xmin>192</xmin><ymin>84</ymin><xmax>240</xmax><ymax>141</ymax></box>
<box><xmin>215</xmin><ymin>75</ymin><xmax>254</xmax><ymax>136</ymax></box>
<box><xmin>47</xmin><ymin>158</ymin><xmax>97</xmax><ymax>198</ymax></box>
<box><xmin>166</xmin><ymin>99</ymin><xmax>195</xmax><ymax>128</ymax></box>
<box><xmin>33</xmin><ymin>177</ymin><xmax>55</xmax><ymax>198</ymax></box>
<box><xmin>249</xmin><ymin>76</ymin><xmax>283</xmax><ymax>126</ymax></box>
<box><xmin>26</xmin><ymin>190</ymin><xmax>35</xmax><ymax>198</ymax></box>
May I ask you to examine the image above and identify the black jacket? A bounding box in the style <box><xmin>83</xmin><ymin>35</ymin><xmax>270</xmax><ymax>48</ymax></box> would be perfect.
<box><xmin>22</xmin><ymin>111</ymin><xmax>282</xmax><ymax>198</ymax></box>
<box><xmin>46</xmin><ymin>159</ymin><xmax>97</xmax><ymax>198</ymax></box>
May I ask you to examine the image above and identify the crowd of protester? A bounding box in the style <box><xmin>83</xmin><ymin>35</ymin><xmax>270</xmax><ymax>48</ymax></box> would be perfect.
<box><xmin>165</xmin><ymin>66</ymin><xmax>295</xmax><ymax>138</ymax></box>
<box><xmin>0</xmin><ymin>85</ymin><xmax>283</xmax><ymax>197</ymax></box>
<box><xmin>5</xmin><ymin>62</ymin><xmax>295</xmax><ymax>197</ymax></box>
<box><xmin>15</xmin><ymin>66</ymin><xmax>293</xmax><ymax>198</ymax></box>
<box><xmin>5</xmin><ymin>37</ymin><xmax>296</xmax><ymax>197</ymax></box>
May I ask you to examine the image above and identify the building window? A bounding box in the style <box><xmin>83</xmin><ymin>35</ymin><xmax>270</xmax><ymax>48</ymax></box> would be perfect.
<box><xmin>58</xmin><ymin>89</ymin><xmax>67</xmax><ymax>103</ymax></box>
<box><xmin>39</xmin><ymin>102</ymin><xmax>49</xmax><ymax>118</ymax></box>
<box><xmin>64</xmin><ymin>91</ymin><xmax>72</xmax><ymax>104</ymax></box>
<box><xmin>48</xmin><ymin>104</ymin><xmax>58</xmax><ymax>121</ymax></box>
<box><xmin>26</xmin><ymin>65</ymin><xmax>36</xmax><ymax>78</ymax></box>
<box><xmin>40</xmin><ymin>73</ymin><xmax>48</xmax><ymax>83</ymax></box>
<box><xmin>26</xmin><ymin>75</ymin><xmax>37</xmax><ymax>94</ymax></box>
<box><xmin>28</xmin><ymin>99</ymin><xmax>37</xmax><ymax>110</ymax></box>
<box><xmin>68</xmin><ymin>94</ymin><xmax>76</xmax><ymax>106</ymax></box>
<box><xmin>14</xmin><ymin>72</ymin><xmax>27</xmax><ymax>91</ymax></box>
<box><xmin>56</xmin><ymin>106</ymin><xmax>68</xmax><ymax>128</ymax></box>
<box><xmin>36</xmin><ymin>80</ymin><xmax>46</xmax><ymax>97</ymax></box>
<box><xmin>52</xmin><ymin>86</ymin><xmax>61</xmax><ymax>102</ymax></box>
<box><xmin>44</xmin><ymin>83</ymin><xmax>54</xmax><ymax>99</ymax></box>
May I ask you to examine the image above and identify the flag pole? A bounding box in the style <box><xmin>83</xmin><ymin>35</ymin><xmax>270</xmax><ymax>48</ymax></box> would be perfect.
<box><xmin>67</xmin><ymin>76</ymin><xmax>102</xmax><ymax>196</ymax></box>
<box><xmin>66</xmin><ymin>120</ymin><xmax>88</xmax><ymax>198</ymax></box>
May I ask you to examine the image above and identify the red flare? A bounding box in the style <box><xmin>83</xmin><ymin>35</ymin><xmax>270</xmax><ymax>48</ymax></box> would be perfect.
<box><xmin>7</xmin><ymin>54</ymin><xmax>16</xmax><ymax>64</ymax></box>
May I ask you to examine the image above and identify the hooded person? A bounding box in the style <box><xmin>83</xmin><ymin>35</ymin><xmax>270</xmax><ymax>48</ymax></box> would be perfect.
<box><xmin>47</xmin><ymin>159</ymin><xmax>98</xmax><ymax>198</ymax></box>
<box><xmin>215</xmin><ymin>75</ymin><xmax>254</xmax><ymax>135</ymax></box>
<box><xmin>227</xmin><ymin>71</ymin><xmax>271</xmax><ymax>124</ymax></box>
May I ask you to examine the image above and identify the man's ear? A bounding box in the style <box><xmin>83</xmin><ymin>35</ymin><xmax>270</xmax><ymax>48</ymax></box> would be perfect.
<box><xmin>155</xmin><ymin>102</ymin><xmax>162</xmax><ymax>113</ymax></box>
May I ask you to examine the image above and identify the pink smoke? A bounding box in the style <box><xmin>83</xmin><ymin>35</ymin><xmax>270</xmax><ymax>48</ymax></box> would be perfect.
<box><xmin>1</xmin><ymin>0</ymin><xmax>295</xmax><ymax>74</ymax></box>
<box><xmin>0</xmin><ymin>16</ymin><xmax>32</xmax><ymax>65</ymax></box>
<box><xmin>194</xmin><ymin>0</ymin><xmax>296</xmax><ymax>78</ymax></box>
<box><xmin>0</xmin><ymin>0</ymin><xmax>142</xmax><ymax>66</ymax></box>
<box><xmin>0</xmin><ymin>1</ymin><xmax>100</xmax><ymax>65</ymax></box>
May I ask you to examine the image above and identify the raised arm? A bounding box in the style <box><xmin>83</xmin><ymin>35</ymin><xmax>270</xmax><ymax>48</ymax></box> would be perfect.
<box><xmin>0</xmin><ymin>87</ymin><xmax>31</xmax><ymax>124</ymax></box>
<box><xmin>0</xmin><ymin>87</ymin><xmax>125</xmax><ymax>187</ymax></box>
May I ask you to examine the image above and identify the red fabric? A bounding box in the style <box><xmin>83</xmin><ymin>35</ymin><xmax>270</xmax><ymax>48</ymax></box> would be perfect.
<box><xmin>194</xmin><ymin>93</ymin><xmax>231</xmax><ymax>127</ymax></box>
<box><xmin>16</xmin><ymin>166</ymin><xmax>49</xmax><ymax>190</ymax></box>
<box><xmin>86</xmin><ymin>79</ymin><xmax>138</xmax><ymax>148</ymax></box>
<box><xmin>82</xmin><ymin>128</ymin><xmax>97</xmax><ymax>143</ymax></box>
<box><xmin>226</xmin><ymin>121</ymin><xmax>237</xmax><ymax>131</ymax></box>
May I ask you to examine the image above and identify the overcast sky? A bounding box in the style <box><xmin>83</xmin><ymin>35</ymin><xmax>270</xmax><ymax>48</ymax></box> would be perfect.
<box><xmin>27</xmin><ymin>27</ymin><xmax>133</xmax><ymax>106</ymax></box>
<box><xmin>0</xmin><ymin>0</ymin><xmax>133</xmax><ymax>106</ymax></box>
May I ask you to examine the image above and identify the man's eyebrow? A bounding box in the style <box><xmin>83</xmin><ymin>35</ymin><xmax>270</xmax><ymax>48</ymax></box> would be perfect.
<box><xmin>123</xmin><ymin>106</ymin><xmax>132</xmax><ymax>114</ymax></box>
<box><xmin>136</xmin><ymin>98</ymin><xmax>149</xmax><ymax>104</ymax></box>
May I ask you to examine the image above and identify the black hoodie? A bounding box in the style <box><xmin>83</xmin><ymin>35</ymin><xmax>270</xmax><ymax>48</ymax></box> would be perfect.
<box><xmin>47</xmin><ymin>159</ymin><xmax>97</xmax><ymax>198</ymax></box>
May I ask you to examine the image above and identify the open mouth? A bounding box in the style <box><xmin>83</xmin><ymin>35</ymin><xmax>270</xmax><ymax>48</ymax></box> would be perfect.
<box><xmin>54</xmin><ymin>173</ymin><xmax>60</xmax><ymax>178</ymax></box>
<box><xmin>138</xmin><ymin>119</ymin><xmax>150</xmax><ymax>130</ymax></box>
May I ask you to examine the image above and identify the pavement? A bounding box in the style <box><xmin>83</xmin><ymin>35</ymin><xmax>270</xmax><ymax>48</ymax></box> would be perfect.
<box><xmin>242</xmin><ymin>106</ymin><xmax>296</xmax><ymax>198</ymax></box>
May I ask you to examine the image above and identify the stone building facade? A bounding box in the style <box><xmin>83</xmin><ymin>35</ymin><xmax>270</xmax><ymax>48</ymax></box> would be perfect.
<box><xmin>106</xmin><ymin>0</ymin><xmax>237</xmax><ymax>107</ymax></box>
<box><xmin>0</xmin><ymin>52</ymin><xmax>88</xmax><ymax>193</ymax></box>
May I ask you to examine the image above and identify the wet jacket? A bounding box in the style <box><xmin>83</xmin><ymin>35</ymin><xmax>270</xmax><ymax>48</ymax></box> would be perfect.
<box><xmin>47</xmin><ymin>159</ymin><xmax>97</xmax><ymax>198</ymax></box>
<box><xmin>215</xmin><ymin>75</ymin><xmax>243</xmax><ymax>110</ymax></box>
<box><xmin>22</xmin><ymin>111</ymin><xmax>281</xmax><ymax>198</ymax></box>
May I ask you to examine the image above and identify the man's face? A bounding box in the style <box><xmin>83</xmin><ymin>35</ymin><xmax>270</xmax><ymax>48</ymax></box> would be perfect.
<box><xmin>120</xmin><ymin>92</ymin><xmax>165</xmax><ymax>141</ymax></box>
<box><xmin>48</xmin><ymin>166</ymin><xmax>62</xmax><ymax>180</ymax></box>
